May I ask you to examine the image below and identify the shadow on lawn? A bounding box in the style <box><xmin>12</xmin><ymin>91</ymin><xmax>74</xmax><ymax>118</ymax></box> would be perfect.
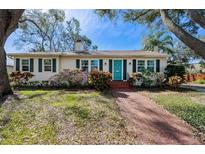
<box><xmin>132</xmin><ymin>86</ymin><xmax>196</xmax><ymax>93</ymax></box>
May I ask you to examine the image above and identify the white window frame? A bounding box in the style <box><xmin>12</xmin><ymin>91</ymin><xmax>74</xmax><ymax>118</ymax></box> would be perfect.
<box><xmin>137</xmin><ymin>60</ymin><xmax>145</xmax><ymax>73</ymax></box>
<box><xmin>147</xmin><ymin>60</ymin><xmax>155</xmax><ymax>72</ymax></box>
<box><xmin>21</xmin><ymin>59</ymin><xmax>30</xmax><ymax>72</ymax></box>
<box><xmin>90</xmin><ymin>59</ymin><xmax>99</xmax><ymax>71</ymax></box>
<box><xmin>43</xmin><ymin>59</ymin><xmax>52</xmax><ymax>72</ymax></box>
<box><xmin>80</xmin><ymin>59</ymin><xmax>89</xmax><ymax>72</ymax></box>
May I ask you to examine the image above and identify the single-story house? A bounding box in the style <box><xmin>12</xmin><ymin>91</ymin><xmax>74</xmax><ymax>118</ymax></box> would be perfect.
<box><xmin>7</xmin><ymin>41</ymin><xmax>167</xmax><ymax>81</ymax></box>
<box><xmin>7</xmin><ymin>49</ymin><xmax>167</xmax><ymax>81</ymax></box>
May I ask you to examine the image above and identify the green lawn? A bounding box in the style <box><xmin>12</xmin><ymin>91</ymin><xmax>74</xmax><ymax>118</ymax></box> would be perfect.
<box><xmin>0</xmin><ymin>90</ymin><xmax>136</xmax><ymax>144</ymax></box>
<box><xmin>193</xmin><ymin>79</ymin><xmax>205</xmax><ymax>84</ymax></box>
<box><xmin>140</xmin><ymin>89</ymin><xmax>205</xmax><ymax>142</ymax></box>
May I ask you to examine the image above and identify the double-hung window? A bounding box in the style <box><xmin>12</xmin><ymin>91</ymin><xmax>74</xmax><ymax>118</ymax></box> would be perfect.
<box><xmin>147</xmin><ymin>60</ymin><xmax>155</xmax><ymax>72</ymax></box>
<box><xmin>91</xmin><ymin>59</ymin><xmax>98</xmax><ymax>71</ymax></box>
<box><xmin>44</xmin><ymin>59</ymin><xmax>52</xmax><ymax>72</ymax></box>
<box><xmin>81</xmin><ymin>60</ymin><xmax>89</xmax><ymax>72</ymax></box>
<box><xmin>137</xmin><ymin>60</ymin><xmax>145</xmax><ymax>72</ymax></box>
<box><xmin>21</xmin><ymin>59</ymin><xmax>29</xmax><ymax>71</ymax></box>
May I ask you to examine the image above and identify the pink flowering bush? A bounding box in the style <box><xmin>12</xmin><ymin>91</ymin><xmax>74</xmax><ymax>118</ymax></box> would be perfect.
<box><xmin>48</xmin><ymin>69</ymin><xmax>88</xmax><ymax>87</ymax></box>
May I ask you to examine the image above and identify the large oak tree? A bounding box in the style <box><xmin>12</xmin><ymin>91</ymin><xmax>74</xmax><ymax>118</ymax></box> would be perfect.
<box><xmin>0</xmin><ymin>10</ymin><xmax>24</xmax><ymax>98</ymax></box>
<box><xmin>95</xmin><ymin>9</ymin><xmax>205</xmax><ymax>59</ymax></box>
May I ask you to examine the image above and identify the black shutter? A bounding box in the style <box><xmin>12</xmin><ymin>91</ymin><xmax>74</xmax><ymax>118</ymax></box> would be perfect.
<box><xmin>38</xmin><ymin>59</ymin><xmax>42</xmax><ymax>72</ymax></box>
<box><xmin>156</xmin><ymin>59</ymin><xmax>160</xmax><ymax>72</ymax></box>
<box><xmin>30</xmin><ymin>58</ymin><xmax>34</xmax><ymax>72</ymax></box>
<box><xmin>123</xmin><ymin>59</ymin><xmax>127</xmax><ymax>80</ymax></box>
<box><xmin>16</xmin><ymin>58</ymin><xmax>20</xmax><ymax>71</ymax></box>
<box><xmin>99</xmin><ymin>59</ymin><xmax>103</xmax><ymax>71</ymax></box>
<box><xmin>52</xmin><ymin>58</ymin><xmax>56</xmax><ymax>72</ymax></box>
<box><xmin>109</xmin><ymin>59</ymin><xmax>112</xmax><ymax>73</ymax></box>
<box><xmin>132</xmin><ymin>59</ymin><xmax>136</xmax><ymax>73</ymax></box>
<box><xmin>76</xmin><ymin>59</ymin><xmax>80</xmax><ymax>69</ymax></box>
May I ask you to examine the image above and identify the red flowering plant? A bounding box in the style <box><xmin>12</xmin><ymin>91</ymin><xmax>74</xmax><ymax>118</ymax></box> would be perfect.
<box><xmin>10</xmin><ymin>71</ymin><xmax>34</xmax><ymax>86</ymax></box>
<box><xmin>89</xmin><ymin>70</ymin><xmax>112</xmax><ymax>91</ymax></box>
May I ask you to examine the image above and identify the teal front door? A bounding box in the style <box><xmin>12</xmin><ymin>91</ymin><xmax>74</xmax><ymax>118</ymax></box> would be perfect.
<box><xmin>113</xmin><ymin>60</ymin><xmax>122</xmax><ymax>80</ymax></box>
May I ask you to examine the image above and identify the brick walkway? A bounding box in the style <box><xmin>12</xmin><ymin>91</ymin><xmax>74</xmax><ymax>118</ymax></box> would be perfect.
<box><xmin>112</xmin><ymin>90</ymin><xmax>200</xmax><ymax>144</ymax></box>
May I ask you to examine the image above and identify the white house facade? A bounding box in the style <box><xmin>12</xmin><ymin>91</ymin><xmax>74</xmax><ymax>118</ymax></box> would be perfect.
<box><xmin>7</xmin><ymin>50</ymin><xmax>167</xmax><ymax>81</ymax></box>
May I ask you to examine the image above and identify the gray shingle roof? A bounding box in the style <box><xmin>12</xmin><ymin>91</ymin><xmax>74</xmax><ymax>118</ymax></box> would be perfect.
<box><xmin>7</xmin><ymin>50</ymin><xmax>167</xmax><ymax>58</ymax></box>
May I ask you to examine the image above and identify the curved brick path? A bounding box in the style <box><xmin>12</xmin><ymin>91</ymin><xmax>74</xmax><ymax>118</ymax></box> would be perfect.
<box><xmin>112</xmin><ymin>90</ymin><xmax>200</xmax><ymax>144</ymax></box>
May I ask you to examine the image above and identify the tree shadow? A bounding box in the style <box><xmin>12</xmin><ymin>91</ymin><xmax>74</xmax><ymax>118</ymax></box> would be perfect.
<box><xmin>132</xmin><ymin>86</ymin><xmax>196</xmax><ymax>93</ymax></box>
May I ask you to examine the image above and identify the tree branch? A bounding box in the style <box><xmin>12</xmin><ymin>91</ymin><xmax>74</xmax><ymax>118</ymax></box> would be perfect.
<box><xmin>160</xmin><ymin>9</ymin><xmax>205</xmax><ymax>59</ymax></box>
<box><xmin>127</xmin><ymin>9</ymin><xmax>152</xmax><ymax>21</ymax></box>
<box><xmin>187</xmin><ymin>10</ymin><xmax>205</xmax><ymax>29</ymax></box>
<box><xmin>19</xmin><ymin>18</ymin><xmax>51</xmax><ymax>42</ymax></box>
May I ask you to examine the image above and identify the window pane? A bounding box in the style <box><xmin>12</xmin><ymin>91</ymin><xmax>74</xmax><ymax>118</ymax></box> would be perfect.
<box><xmin>44</xmin><ymin>66</ymin><xmax>51</xmax><ymax>71</ymax></box>
<box><xmin>22</xmin><ymin>66</ymin><xmax>29</xmax><ymax>71</ymax></box>
<box><xmin>91</xmin><ymin>60</ymin><xmax>98</xmax><ymax>71</ymax></box>
<box><xmin>44</xmin><ymin>59</ymin><xmax>51</xmax><ymax>65</ymax></box>
<box><xmin>22</xmin><ymin>59</ymin><xmax>29</xmax><ymax>65</ymax></box>
<box><xmin>137</xmin><ymin>60</ymin><xmax>145</xmax><ymax>72</ymax></box>
<box><xmin>81</xmin><ymin>60</ymin><xmax>88</xmax><ymax>72</ymax></box>
<box><xmin>147</xmin><ymin>60</ymin><xmax>154</xmax><ymax>72</ymax></box>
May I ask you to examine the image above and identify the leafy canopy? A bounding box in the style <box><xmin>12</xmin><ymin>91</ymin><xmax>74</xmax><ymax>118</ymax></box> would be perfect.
<box><xmin>16</xmin><ymin>9</ymin><xmax>97</xmax><ymax>52</ymax></box>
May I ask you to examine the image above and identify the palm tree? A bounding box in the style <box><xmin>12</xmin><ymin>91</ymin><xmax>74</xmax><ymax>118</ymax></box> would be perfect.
<box><xmin>143</xmin><ymin>31</ymin><xmax>174</xmax><ymax>55</ymax></box>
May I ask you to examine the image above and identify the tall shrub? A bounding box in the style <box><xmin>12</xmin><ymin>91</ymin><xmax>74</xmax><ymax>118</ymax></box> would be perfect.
<box><xmin>89</xmin><ymin>70</ymin><xmax>112</xmax><ymax>91</ymax></box>
<box><xmin>165</xmin><ymin>64</ymin><xmax>186</xmax><ymax>78</ymax></box>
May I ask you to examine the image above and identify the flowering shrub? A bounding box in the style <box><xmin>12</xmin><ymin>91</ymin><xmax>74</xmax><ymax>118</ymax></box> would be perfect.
<box><xmin>130</xmin><ymin>72</ymin><xmax>143</xmax><ymax>86</ymax></box>
<box><xmin>10</xmin><ymin>71</ymin><xmax>34</xmax><ymax>86</ymax></box>
<box><xmin>130</xmin><ymin>70</ymin><xmax>165</xmax><ymax>87</ymax></box>
<box><xmin>166</xmin><ymin>75</ymin><xmax>183</xmax><ymax>88</ymax></box>
<box><xmin>89</xmin><ymin>70</ymin><xmax>112</xmax><ymax>91</ymax></box>
<box><xmin>48</xmin><ymin>69</ymin><xmax>88</xmax><ymax>87</ymax></box>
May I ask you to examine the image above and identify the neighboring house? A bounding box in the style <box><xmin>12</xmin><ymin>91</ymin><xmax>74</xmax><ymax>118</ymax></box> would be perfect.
<box><xmin>7</xmin><ymin>51</ymin><xmax>167</xmax><ymax>81</ymax></box>
<box><xmin>7</xmin><ymin>41</ymin><xmax>167</xmax><ymax>81</ymax></box>
<box><xmin>7</xmin><ymin>65</ymin><xmax>14</xmax><ymax>74</ymax></box>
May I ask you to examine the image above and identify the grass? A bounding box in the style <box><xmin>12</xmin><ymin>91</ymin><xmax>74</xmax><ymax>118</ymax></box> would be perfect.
<box><xmin>0</xmin><ymin>90</ymin><xmax>135</xmax><ymax>144</ymax></box>
<box><xmin>193</xmin><ymin>79</ymin><xmax>205</xmax><ymax>84</ymax></box>
<box><xmin>141</xmin><ymin>89</ymin><xmax>205</xmax><ymax>142</ymax></box>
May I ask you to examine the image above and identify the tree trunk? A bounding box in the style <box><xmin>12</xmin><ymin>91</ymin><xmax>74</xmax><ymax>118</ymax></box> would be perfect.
<box><xmin>160</xmin><ymin>9</ymin><xmax>205</xmax><ymax>59</ymax></box>
<box><xmin>0</xmin><ymin>10</ymin><xmax>24</xmax><ymax>98</ymax></box>
<box><xmin>0</xmin><ymin>46</ymin><xmax>12</xmax><ymax>97</ymax></box>
<box><xmin>187</xmin><ymin>10</ymin><xmax>205</xmax><ymax>29</ymax></box>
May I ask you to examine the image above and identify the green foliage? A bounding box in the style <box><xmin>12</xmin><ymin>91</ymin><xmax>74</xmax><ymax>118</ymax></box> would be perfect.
<box><xmin>152</xmin><ymin>93</ymin><xmax>205</xmax><ymax>135</ymax></box>
<box><xmin>143</xmin><ymin>31</ymin><xmax>174</xmax><ymax>54</ymax></box>
<box><xmin>48</xmin><ymin>69</ymin><xmax>88</xmax><ymax>87</ymax></box>
<box><xmin>16</xmin><ymin>10</ymin><xmax>97</xmax><ymax>51</ymax></box>
<box><xmin>170</xmin><ymin>41</ymin><xmax>198</xmax><ymax>65</ymax></box>
<box><xmin>95</xmin><ymin>9</ymin><xmax>205</xmax><ymax>59</ymax></box>
<box><xmin>95</xmin><ymin>9</ymin><xmax>202</xmax><ymax>35</ymax></box>
<box><xmin>199</xmin><ymin>60</ymin><xmax>205</xmax><ymax>68</ymax></box>
<box><xmin>165</xmin><ymin>64</ymin><xmax>186</xmax><ymax>78</ymax></box>
<box><xmin>89</xmin><ymin>70</ymin><xmax>112</xmax><ymax>91</ymax></box>
<box><xmin>0</xmin><ymin>90</ymin><xmax>135</xmax><ymax>144</ymax></box>
<box><xmin>10</xmin><ymin>71</ymin><xmax>34</xmax><ymax>86</ymax></box>
<box><xmin>193</xmin><ymin>79</ymin><xmax>205</xmax><ymax>84</ymax></box>
<box><xmin>141</xmin><ymin>70</ymin><xmax>164</xmax><ymax>87</ymax></box>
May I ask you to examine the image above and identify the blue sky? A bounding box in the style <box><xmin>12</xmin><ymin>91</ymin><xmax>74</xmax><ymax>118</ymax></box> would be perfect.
<box><xmin>5</xmin><ymin>9</ymin><xmax>149</xmax><ymax>53</ymax></box>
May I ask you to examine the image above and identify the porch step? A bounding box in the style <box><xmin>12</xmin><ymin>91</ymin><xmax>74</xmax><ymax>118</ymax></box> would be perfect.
<box><xmin>110</xmin><ymin>81</ymin><xmax>130</xmax><ymax>89</ymax></box>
